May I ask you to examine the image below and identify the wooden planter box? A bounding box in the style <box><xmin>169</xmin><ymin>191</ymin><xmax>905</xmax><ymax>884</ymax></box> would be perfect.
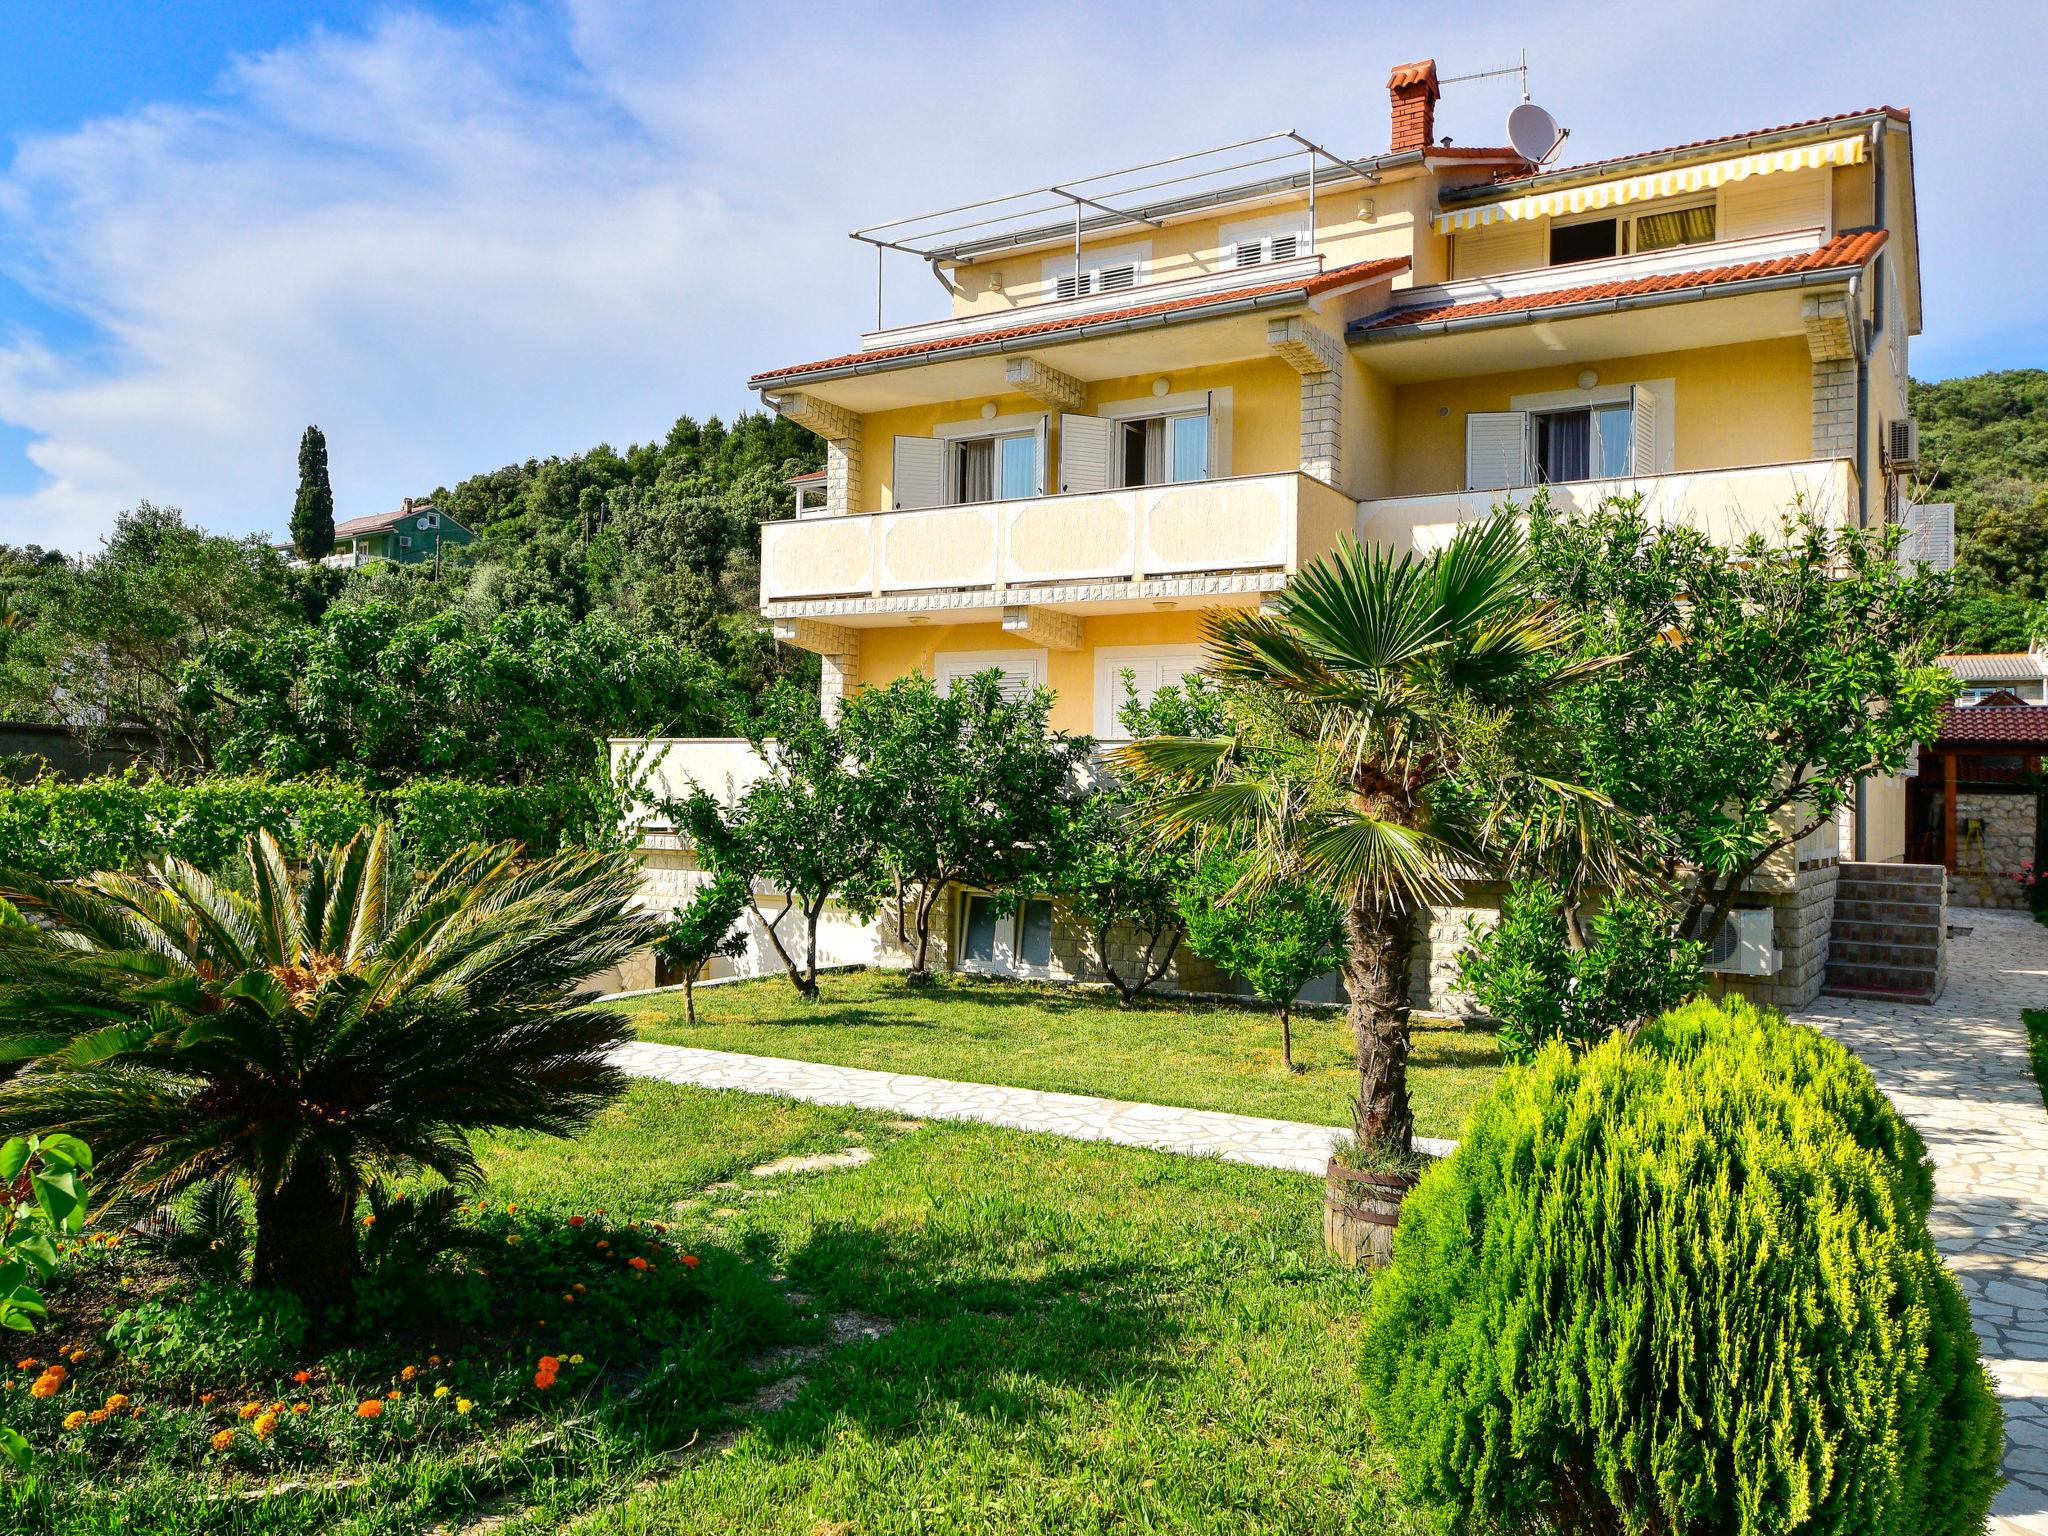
<box><xmin>1323</xmin><ymin>1159</ymin><xmax>1417</xmax><ymax>1268</ymax></box>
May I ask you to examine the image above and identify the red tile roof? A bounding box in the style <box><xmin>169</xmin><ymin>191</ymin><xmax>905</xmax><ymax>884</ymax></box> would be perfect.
<box><xmin>1935</xmin><ymin>705</ymin><xmax>2048</xmax><ymax>746</ymax></box>
<box><xmin>750</xmin><ymin>256</ymin><xmax>1411</xmax><ymax>387</ymax></box>
<box><xmin>1473</xmin><ymin>106</ymin><xmax>1910</xmax><ymax>191</ymax></box>
<box><xmin>1359</xmin><ymin>229</ymin><xmax>1887</xmax><ymax>335</ymax></box>
<box><xmin>786</xmin><ymin>469</ymin><xmax>827</xmax><ymax>483</ymax></box>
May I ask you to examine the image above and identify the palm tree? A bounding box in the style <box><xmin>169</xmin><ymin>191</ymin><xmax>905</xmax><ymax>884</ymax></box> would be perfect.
<box><xmin>1116</xmin><ymin>518</ymin><xmax>1605</xmax><ymax>1160</ymax></box>
<box><xmin>0</xmin><ymin>826</ymin><xmax>655</xmax><ymax>1323</ymax></box>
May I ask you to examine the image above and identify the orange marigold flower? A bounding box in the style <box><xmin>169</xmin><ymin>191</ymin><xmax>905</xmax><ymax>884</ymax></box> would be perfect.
<box><xmin>62</xmin><ymin>1410</ymin><xmax>87</xmax><ymax>1431</ymax></box>
<box><xmin>67</xmin><ymin>1349</ymin><xmax>86</xmax><ymax>1364</ymax></box>
<box><xmin>386</xmin><ymin>1389</ymin><xmax>401</xmax><ymax>1400</ymax></box>
<box><xmin>538</xmin><ymin>1356</ymin><xmax>561</xmax><ymax>1373</ymax></box>
<box><xmin>355</xmin><ymin>1400</ymin><xmax>383</xmax><ymax>1419</ymax></box>
<box><xmin>505</xmin><ymin>1202</ymin><xmax>516</xmax><ymax>1214</ymax></box>
<box><xmin>595</xmin><ymin>1239</ymin><xmax>609</xmax><ymax>1250</ymax></box>
<box><xmin>87</xmin><ymin>1407</ymin><xmax>111</xmax><ymax>1425</ymax></box>
<box><xmin>212</xmin><ymin>1428</ymin><xmax>236</xmax><ymax>1450</ymax></box>
<box><xmin>572</xmin><ymin>1283</ymin><xmax>585</xmax><ymax>1294</ymax></box>
<box><xmin>239</xmin><ymin>1401</ymin><xmax>262</xmax><ymax>1420</ymax></box>
<box><xmin>680</xmin><ymin>1254</ymin><xmax>700</xmax><ymax>1269</ymax></box>
<box><xmin>567</xmin><ymin>1215</ymin><xmax>584</xmax><ymax>1227</ymax></box>
<box><xmin>14</xmin><ymin>1358</ymin><xmax>35</xmax><ymax>1371</ymax></box>
<box><xmin>533</xmin><ymin>1371</ymin><xmax>556</xmax><ymax>1390</ymax></box>
<box><xmin>293</xmin><ymin>1370</ymin><xmax>312</xmax><ymax>1385</ymax></box>
<box><xmin>292</xmin><ymin>1402</ymin><xmax>310</xmax><ymax>1415</ymax></box>
<box><xmin>200</xmin><ymin>1392</ymin><xmax>217</xmax><ymax>1405</ymax></box>
<box><xmin>427</xmin><ymin>1355</ymin><xmax>441</xmax><ymax>1368</ymax></box>
<box><xmin>400</xmin><ymin>1365</ymin><xmax>418</xmax><ymax>1382</ymax></box>
<box><xmin>104</xmin><ymin>1394</ymin><xmax>129</xmax><ymax>1411</ymax></box>
<box><xmin>362</xmin><ymin>1214</ymin><xmax>376</xmax><ymax>1227</ymax></box>
<box><xmin>30</xmin><ymin>1368</ymin><xmax>66</xmax><ymax>1399</ymax></box>
<box><xmin>253</xmin><ymin>1412</ymin><xmax>279</xmax><ymax>1440</ymax></box>
<box><xmin>628</xmin><ymin>1256</ymin><xmax>649</xmax><ymax>1271</ymax></box>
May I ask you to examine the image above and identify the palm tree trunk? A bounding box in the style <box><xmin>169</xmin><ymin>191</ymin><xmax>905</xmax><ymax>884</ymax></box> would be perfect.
<box><xmin>253</xmin><ymin>1163</ymin><xmax>359</xmax><ymax>1330</ymax></box>
<box><xmin>1341</xmin><ymin>901</ymin><xmax>1417</xmax><ymax>1155</ymax></box>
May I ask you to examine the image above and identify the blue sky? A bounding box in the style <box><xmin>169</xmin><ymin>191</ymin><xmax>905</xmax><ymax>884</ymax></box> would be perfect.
<box><xmin>0</xmin><ymin>0</ymin><xmax>2042</xmax><ymax>550</ymax></box>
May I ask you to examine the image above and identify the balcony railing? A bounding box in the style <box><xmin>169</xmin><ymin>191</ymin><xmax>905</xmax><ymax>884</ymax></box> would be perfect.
<box><xmin>761</xmin><ymin>470</ymin><xmax>1357</xmax><ymax>606</ymax></box>
<box><xmin>1358</xmin><ymin>459</ymin><xmax>1861</xmax><ymax>555</ymax></box>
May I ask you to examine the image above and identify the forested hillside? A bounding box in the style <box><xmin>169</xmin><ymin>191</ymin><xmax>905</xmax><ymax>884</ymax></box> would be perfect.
<box><xmin>0</xmin><ymin>411</ymin><xmax>822</xmax><ymax>782</ymax></box>
<box><xmin>1910</xmin><ymin>369</ymin><xmax>2048</xmax><ymax>651</ymax></box>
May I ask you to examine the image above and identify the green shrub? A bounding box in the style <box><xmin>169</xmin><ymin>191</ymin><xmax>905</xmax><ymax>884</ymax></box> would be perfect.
<box><xmin>1455</xmin><ymin>879</ymin><xmax>1704</xmax><ymax>1061</ymax></box>
<box><xmin>0</xmin><ymin>771</ymin><xmax>375</xmax><ymax>879</ymax></box>
<box><xmin>0</xmin><ymin>770</ymin><xmax>629</xmax><ymax>878</ymax></box>
<box><xmin>102</xmin><ymin>1285</ymin><xmax>310</xmax><ymax>1393</ymax></box>
<box><xmin>1360</xmin><ymin>997</ymin><xmax>2002</xmax><ymax>1536</ymax></box>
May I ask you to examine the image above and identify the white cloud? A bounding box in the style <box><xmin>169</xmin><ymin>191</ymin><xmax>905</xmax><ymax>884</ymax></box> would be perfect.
<box><xmin>0</xmin><ymin>0</ymin><xmax>2041</xmax><ymax>550</ymax></box>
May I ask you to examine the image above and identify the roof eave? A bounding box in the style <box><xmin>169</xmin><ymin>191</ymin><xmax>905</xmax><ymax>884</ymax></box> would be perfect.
<box><xmin>1438</xmin><ymin>109</ymin><xmax>1905</xmax><ymax>208</ymax></box>
<box><xmin>1352</xmin><ymin>263</ymin><xmax>1866</xmax><ymax>344</ymax></box>
<box><xmin>752</xmin><ymin>263</ymin><xmax>1406</xmax><ymax>391</ymax></box>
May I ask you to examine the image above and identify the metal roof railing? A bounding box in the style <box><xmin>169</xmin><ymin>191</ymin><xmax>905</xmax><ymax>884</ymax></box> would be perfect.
<box><xmin>849</xmin><ymin>130</ymin><xmax>1386</xmax><ymax>327</ymax></box>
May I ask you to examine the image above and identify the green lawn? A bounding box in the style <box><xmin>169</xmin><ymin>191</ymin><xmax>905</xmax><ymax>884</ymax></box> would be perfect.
<box><xmin>24</xmin><ymin>1082</ymin><xmax>1435</xmax><ymax>1534</ymax></box>
<box><xmin>617</xmin><ymin>969</ymin><xmax>1501</xmax><ymax>1137</ymax></box>
<box><xmin>2024</xmin><ymin>1009</ymin><xmax>2048</xmax><ymax>1114</ymax></box>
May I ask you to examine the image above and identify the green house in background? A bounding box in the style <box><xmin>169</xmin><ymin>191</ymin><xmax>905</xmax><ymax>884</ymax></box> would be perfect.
<box><xmin>328</xmin><ymin>498</ymin><xmax>476</xmax><ymax>567</ymax></box>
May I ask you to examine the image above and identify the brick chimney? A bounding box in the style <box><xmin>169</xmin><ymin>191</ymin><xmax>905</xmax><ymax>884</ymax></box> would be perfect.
<box><xmin>1387</xmin><ymin>59</ymin><xmax>1440</xmax><ymax>155</ymax></box>
<box><xmin>402</xmin><ymin>496</ymin><xmax>415</xmax><ymax>513</ymax></box>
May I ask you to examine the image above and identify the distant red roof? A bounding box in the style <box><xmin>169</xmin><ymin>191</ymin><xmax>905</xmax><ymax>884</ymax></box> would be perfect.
<box><xmin>786</xmin><ymin>469</ymin><xmax>827</xmax><ymax>483</ymax></box>
<box><xmin>1934</xmin><ymin>705</ymin><xmax>2048</xmax><ymax>746</ymax></box>
<box><xmin>1471</xmin><ymin>106</ymin><xmax>1910</xmax><ymax>191</ymax></box>
<box><xmin>750</xmin><ymin>255</ymin><xmax>1411</xmax><ymax>387</ymax></box>
<box><xmin>1359</xmin><ymin>229</ymin><xmax>1887</xmax><ymax>336</ymax></box>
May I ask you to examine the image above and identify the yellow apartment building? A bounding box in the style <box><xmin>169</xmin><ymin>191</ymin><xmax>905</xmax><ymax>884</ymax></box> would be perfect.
<box><xmin>623</xmin><ymin>62</ymin><xmax>1928</xmax><ymax>1009</ymax></box>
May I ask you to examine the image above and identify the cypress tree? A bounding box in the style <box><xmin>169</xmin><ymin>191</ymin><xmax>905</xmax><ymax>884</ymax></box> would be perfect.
<box><xmin>291</xmin><ymin>425</ymin><xmax>336</xmax><ymax>559</ymax></box>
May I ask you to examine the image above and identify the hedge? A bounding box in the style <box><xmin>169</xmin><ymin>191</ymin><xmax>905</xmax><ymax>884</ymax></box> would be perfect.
<box><xmin>0</xmin><ymin>772</ymin><xmax>628</xmax><ymax>879</ymax></box>
<box><xmin>1360</xmin><ymin>996</ymin><xmax>2002</xmax><ymax>1536</ymax></box>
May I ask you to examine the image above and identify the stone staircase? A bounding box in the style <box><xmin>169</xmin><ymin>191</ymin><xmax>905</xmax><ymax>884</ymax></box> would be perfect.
<box><xmin>1822</xmin><ymin>861</ymin><xmax>1948</xmax><ymax>1003</ymax></box>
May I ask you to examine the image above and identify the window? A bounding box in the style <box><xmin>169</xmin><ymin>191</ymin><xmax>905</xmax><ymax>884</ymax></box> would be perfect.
<box><xmin>1533</xmin><ymin>402</ymin><xmax>1635</xmax><ymax>483</ymax></box>
<box><xmin>1549</xmin><ymin>217</ymin><xmax>1617</xmax><ymax>266</ymax></box>
<box><xmin>1232</xmin><ymin>231</ymin><xmax>1304</xmax><ymax>268</ymax></box>
<box><xmin>934</xmin><ymin>650</ymin><xmax>1047</xmax><ymax>703</ymax></box>
<box><xmin>1116</xmin><ymin>413</ymin><xmax>1211</xmax><ymax>488</ymax></box>
<box><xmin>1045</xmin><ymin>243</ymin><xmax>1149</xmax><ymax>301</ymax></box>
<box><xmin>396</xmin><ymin>534</ymin><xmax>413</xmax><ymax>549</ymax></box>
<box><xmin>1634</xmin><ymin>202</ymin><xmax>1716</xmax><ymax>252</ymax></box>
<box><xmin>959</xmin><ymin>894</ymin><xmax>1056</xmax><ymax>975</ymax></box>
<box><xmin>1221</xmin><ymin>214</ymin><xmax>1308</xmax><ymax>271</ymax></box>
<box><xmin>949</xmin><ymin>433</ymin><xmax>1037</xmax><ymax>504</ymax></box>
<box><xmin>794</xmin><ymin>482</ymin><xmax>830</xmax><ymax>518</ymax></box>
<box><xmin>1094</xmin><ymin>647</ymin><xmax>1204</xmax><ymax>739</ymax></box>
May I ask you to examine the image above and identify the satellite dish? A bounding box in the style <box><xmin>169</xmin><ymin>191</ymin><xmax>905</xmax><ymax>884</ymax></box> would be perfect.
<box><xmin>1507</xmin><ymin>101</ymin><xmax>1568</xmax><ymax>164</ymax></box>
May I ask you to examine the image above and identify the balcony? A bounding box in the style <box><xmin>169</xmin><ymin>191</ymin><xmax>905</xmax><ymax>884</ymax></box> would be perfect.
<box><xmin>1358</xmin><ymin>458</ymin><xmax>1861</xmax><ymax>555</ymax></box>
<box><xmin>759</xmin><ymin>470</ymin><xmax>1357</xmax><ymax>620</ymax></box>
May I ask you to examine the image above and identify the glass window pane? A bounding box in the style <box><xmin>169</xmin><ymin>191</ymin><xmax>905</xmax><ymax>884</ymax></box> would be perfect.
<box><xmin>962</xmin><ymin>896</ymin><xmax>998</xmax><ymax>964</ymax></box>
<box><xmin>1595</xmin><ymin>403</ymin><xmax>1634</xmax><ymax>478</ymax></box>
<box><xmin>999</xmin><ymin>435</ymin><xmax>1036</xmax><ymax>499</ymax></box>
<box><xmin>1120</xmin><ymin>421</ymin><xmax>1149</xmax><ymax>487</ymax></box>
<box><xmin>1635</xmin><ymin>205</ymin><xmax>1716</xmax><ymax>252</ymax></box>
<box><xmin>1549</xmin><ymin>218</ymin><xmax>1616</xmax><ymax>265</ymax></box>
<box><xmin>955</xmin><ymin>439</ymin><xmax>994</xmax><ymax>503</ymax></box>
<box><xmin>1538</xmin><ymin>410</ymin><xmax>1590</xmax><ymax>482</ymax></box>
<box><xmin>1170</xmin><ymin>414</ymin><xmax>1210</xmax><ymax>482</ymax></box>
<box><xmin>1018</xmin><ymin>900</ymin><xmax>1054</xmax><ymax>968</ymax></box>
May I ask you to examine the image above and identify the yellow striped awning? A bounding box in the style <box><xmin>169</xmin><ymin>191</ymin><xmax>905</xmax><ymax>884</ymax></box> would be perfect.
<box><xmin>1433</xmin><ymin>134</ymin><xmax>1867</xmax><ymax>234</ymax></box>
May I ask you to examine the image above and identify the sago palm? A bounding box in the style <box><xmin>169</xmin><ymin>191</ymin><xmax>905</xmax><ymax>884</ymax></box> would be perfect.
<box><xmin>1116</xmin><ymin>518</ymin><xmax>1606</xmax><ymax>1158</ymax></box>
<box><xmin>0</xmin><ymin>825</ymin><xmax>654</xmax><ymax>1321</ymax></box>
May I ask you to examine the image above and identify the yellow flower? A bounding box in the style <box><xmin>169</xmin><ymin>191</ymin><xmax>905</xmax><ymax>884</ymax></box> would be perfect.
<box><xmin>433</xmin><ymin>1385</ymin><xmax>450</xmax><ymax>1399</ymax></box>
<box><xmin>239</xmin><ymin>1401</ymin><xmax>262</xmax><ymax>1420</ymax></box>
<box><xmin>568</xmin><ymin>1354</ymin><xmax>584</xmax><ymax>1365</ymax></box>
<box><xmin>62</xmin><ymin>1410</ymin><xmax>86</xmax><ymax>1430</ymax></box>
<box><xmin>104</xmin><ymin>1394</ymin><xmax>129</xmax><ymax>1411</ymax></box>
<box><xmin>253</xmin><ymin>1412</ymin><xmax>279</xmax><ymax>1440</ymax></box>
<box><xmin>87</xmin><ymin>1407</ymin><xmax>111</xmax><ymax>1425</ymax></box>
<box><xmin>455</xmin><ymin>1398</ymin><xmax>473</xmax><ymax>1415</ymax></box>
<box><xmin>212</xmin><ymin>1429</ymin><xmax>236</xmax><ymax>1451</ymax></box>
<box><xmin>291</xmin><ymin>1402</ymin><xmax>310</xmax><ymax>1415</ymax></box>
<box><xmin>400</xmin><ymin>1365</ymin><xmax>418</xmax><ymax>1382</ymax></box>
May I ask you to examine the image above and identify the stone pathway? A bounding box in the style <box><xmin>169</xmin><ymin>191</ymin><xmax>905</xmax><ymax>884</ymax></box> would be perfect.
<box><xmin>609</xmin><ymin>1039</ymin><xmax>1455</xmax><ymax>1175</ymax></box>
<box><xmin>1792</xmin><ymin>908</ymin><xmax>2048</xmax><ymax>1536</ymax></box>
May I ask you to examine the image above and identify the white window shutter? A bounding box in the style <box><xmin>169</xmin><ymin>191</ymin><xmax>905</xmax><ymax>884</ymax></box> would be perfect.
<box><xmin>1465</xmin><ymin>412</ymin><xmax>1530</xmax><ymax>492</ymax></box>
<box><xmin>892</xmin><ymin>435</ymin><xmax>946</xmax><ymax>511</ymax></box>
<box><xmin>1033</xmin><ymin>414</ymin><xmax>1050</xmax><ymax>495</ymax></box>
<box><xmin>1629</xmin><ymin>387</ymin><xmax>1657</xmax><ymax>477</ymax></box>
<box><xmin>1059</xmin><ymin>414</ymin><xmax>1113</xmax><ymax>494</ymax></box>
<box><xmin>938</xmin><ymin>657</ymin><xmax>1040</xmax><ymax>702</ymax></box>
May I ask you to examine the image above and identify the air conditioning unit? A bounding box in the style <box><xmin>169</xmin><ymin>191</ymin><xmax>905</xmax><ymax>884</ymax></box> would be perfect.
<box><xmin>1704</xmin><ymin>908</ymin><xmax>1780</xmax><ymax>976</ymax></box>
<box><xmin>1885</xmin><ymin>416</ymin><xmax>1920</xmax><ymax>471</ymax></box>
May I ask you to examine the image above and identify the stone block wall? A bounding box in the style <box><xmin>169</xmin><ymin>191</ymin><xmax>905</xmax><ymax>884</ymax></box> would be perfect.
<box><xmin>1714</xmin><ymin>861</ymin><xmax>1839</xmax><ymax>1010</ymax></box>
<box><xmin>1950</xmin><ymin>789</ymin><xmax>2038</xmax><ymax>909</ymax></box>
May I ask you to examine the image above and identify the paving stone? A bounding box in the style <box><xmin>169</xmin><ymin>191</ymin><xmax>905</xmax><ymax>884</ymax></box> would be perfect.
<box><xmin>1791</xmin><ymin>909</ymin><xmax>2048</xmax><ymax>1534</ymax></box>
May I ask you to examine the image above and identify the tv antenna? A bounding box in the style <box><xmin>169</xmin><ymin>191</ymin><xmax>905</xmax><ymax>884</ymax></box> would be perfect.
<box><xmin>1439</xmin><ymin>49</ymin><xmax>1569</xmax><ymax>165</ymax></box>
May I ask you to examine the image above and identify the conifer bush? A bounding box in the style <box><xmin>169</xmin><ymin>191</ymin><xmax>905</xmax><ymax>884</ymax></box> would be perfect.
<box><xmin>1360</xmin><ymin>996</ymin><xmax>2002</xmax><ymax>1536</ymax></box>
